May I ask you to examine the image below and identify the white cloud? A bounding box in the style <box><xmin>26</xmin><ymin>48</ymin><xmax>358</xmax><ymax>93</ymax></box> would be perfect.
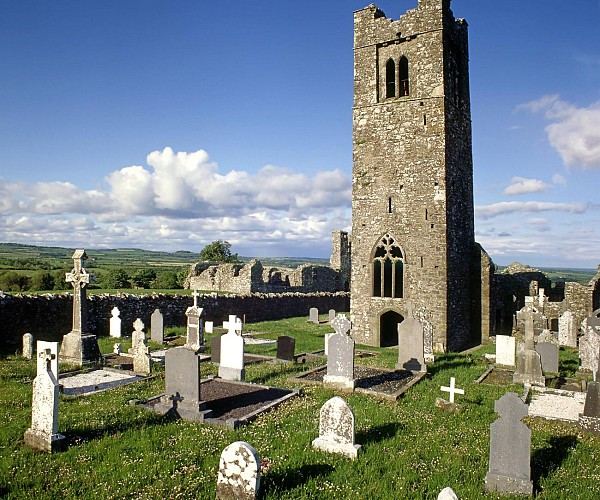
<box><xmin>517</xmin><ymin>95</ymin><xmax>600</xmax><ymax>169</ymax></box>
<box><xmin>552</xmin><ymin>174</ymin><xmax>567</xmax><ymax>187</ymax></box>
<box><xmin>476</xmin><ymin>201</ymin><xmax>589</xmax><ymax>219</ymax></box>
<box><xmin>503</xmin><ymin>177</ymin><xmax>550</xmax><ymax>196</ymax></box>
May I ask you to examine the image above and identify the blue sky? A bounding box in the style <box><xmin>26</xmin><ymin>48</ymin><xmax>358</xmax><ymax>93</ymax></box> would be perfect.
<box><xmin>1</xmin><ymin>1</ymin><xmax>599</xmax><ymax>268</ymax></box>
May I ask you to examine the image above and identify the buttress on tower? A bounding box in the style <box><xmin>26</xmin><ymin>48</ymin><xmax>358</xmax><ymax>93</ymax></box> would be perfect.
<box><xmin>350</xmin><ymin>0</ymin><xmax>489</xmax><ymax>352</ymax></box>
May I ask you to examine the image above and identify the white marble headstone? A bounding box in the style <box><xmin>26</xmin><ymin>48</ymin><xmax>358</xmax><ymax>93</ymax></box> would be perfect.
<box><xmin>216</xmin><ymin>441</ymin><xmax>260</xmax><ymax>499</ymax></box>
<box><xmin>496</xmin><ymin>335</ymin><xmax>516</xmax><ymax>366</ymax></box>
<box><xmin>312</xmin><ymin>396</ymin><xmax>361</xmax><ymax>459</ymax></box>
<box><xmin>109</xmin><ymin>307</ymin><xmax>122</xmax><ymax>338</ymax></box>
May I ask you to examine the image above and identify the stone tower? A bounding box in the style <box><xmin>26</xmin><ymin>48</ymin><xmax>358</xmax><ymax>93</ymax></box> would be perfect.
<box><xmin>350</xmin><ymin>0</ymin><xmax>477</xmax><ymax>351</ymax></box>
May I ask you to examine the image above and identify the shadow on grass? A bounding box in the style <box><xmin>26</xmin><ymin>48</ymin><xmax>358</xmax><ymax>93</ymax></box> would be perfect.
<box><xmin>64</xmin><ymin>411</ymin><xmax>173</xmax><ymax>446</ymax></box>
<box><xmin>531</xmin><ymin>435</ymin><xmax>578</xmax><ymax>493</ymax></box>
<box><xmin>559</xmin><ymin>357</ymin><xmax>580</xmax><ymax>377</ymax></box>
<box><xmin>356</xmin><ymin>422</ymin><xmax>404</xmax><ymax>446</ymax></box>
<box><xmin>260</xmin><ymin>462</ymin><xmax>334</xmax><ymax>498</ymax></box>
<box><xmin>427</xmin><ymin>353</ymin><xmax>479</xmax><ymax>376</ymax></box>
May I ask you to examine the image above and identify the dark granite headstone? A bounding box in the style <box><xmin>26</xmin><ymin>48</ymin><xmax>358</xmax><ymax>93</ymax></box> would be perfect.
<box><xmin>276</xmin><ymin>336</ymin><xmax>295</xmax><ymax>361</ymax></box>
<box><xmin>211</xmin><ymin>335</ymin><xmax>222</xmax><ymax>364</ymax></box>
<box><xmin>535</xmin><ymin>342</ymin><xmax>559</xmax><ymax>373</ymax></box>
<box><xmin>485</xmin><ymin>392</ymin><xmax>533</xmax><ymax>496</ymax></box>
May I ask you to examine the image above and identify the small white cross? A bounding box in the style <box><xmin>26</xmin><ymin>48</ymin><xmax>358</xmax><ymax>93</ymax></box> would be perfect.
<box><xmin>440</xmin><ymin>377</ymin><xmax>464</xmax><ymax>403</ymax></box>
<box><xmin>192</xmin><ymin>290</ymin><xmax>200</xmax><ymax>307</ymax></box>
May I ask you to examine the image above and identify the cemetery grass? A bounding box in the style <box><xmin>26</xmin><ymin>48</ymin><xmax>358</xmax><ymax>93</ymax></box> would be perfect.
<box><xmin>1</xmin><ymin>323</ymin><xmax>599</xmax><ymax>499</ymax></box>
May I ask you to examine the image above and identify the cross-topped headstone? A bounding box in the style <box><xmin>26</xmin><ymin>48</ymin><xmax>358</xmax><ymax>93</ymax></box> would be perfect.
<box><xmin>223</xmin><ymin>315</ymin><xmax>243</xmax><ymax>336</ymax></box>
<box><xmin>192</xmin><ymin>289</ymin><xmax>200</xmax><ymax>307</ymax></box>
<box><xmin>66</xmin><ymin>249</ymin><xmax>90</xmax><ymax>334</ymax></box>
<box><xmin>131</xmin><ymin>318</ymin><xmax>145</xmax><ymax>350</ymax></box>
<box><xmin>219</xmin><ymin>315</ymin><xmax>245</xmax><ymax>381</ymax></box>
<box><xmin>36</xmin><ymin>341</ymin><xmax>58</xmax><ymax>379</ymax></box>
<box><xmin>441</xmin><ymin>377</ymin><xmax>464</xmax><ymax>403</ymax></box>
<box><xmin>331</xmin><ymin>314</ymin><xmax>351</xmax><ymax>336</ymax></box>
<box><xmin>109</xmin><ymin>306</ymin><xmax>122</xmax><ymax>338</ymax></box>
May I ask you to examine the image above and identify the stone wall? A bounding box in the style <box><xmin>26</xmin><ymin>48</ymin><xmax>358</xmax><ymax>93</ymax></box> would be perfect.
<box><xmin>0</xmin><ymin>292</ymin><xmax>349</xmax><ymax>351</ymax></box>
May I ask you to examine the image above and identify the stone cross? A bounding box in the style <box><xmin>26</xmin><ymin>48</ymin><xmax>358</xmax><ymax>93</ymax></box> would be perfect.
<box><xmin>331</xmin><ymin>314</ymin><xmax>351</xmax><ymax>336</ymax></box>
<box><xmin>441</xmin><ymin>377</ymin><xmax>464</xmax><ymax>404</ymax></box>
<box><xmin>523</xmin><ymin>297</ymin><xmax>535</xmax><ymax>350</ymax></box>
<box><xmin>192</xmin><ymin>289</ymin><xmax>200</xmax><ymax>307</ymax></box>
<box><xmin>223</xmin><ymin>315</ymin><xmax>243</xmax><ymax>336</ymax></box>
<box><xmin>65</xmin><ymin>249</ymin><xmax>90</xmax><ymax>334</ymax></box>
<box><xmin>131</xmin><ymin>318</ymin><xmax>145</xmax><ymax>350</ymax></box>
<box><xmin>36</xmin><ymin>341</ymin><xmax>58</xmax><ymax>379</ymax></box>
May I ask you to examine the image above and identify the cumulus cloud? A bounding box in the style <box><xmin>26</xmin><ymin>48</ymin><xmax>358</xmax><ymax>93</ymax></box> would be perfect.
<box><xmin>476</xmin><ymin>201</ymin><xmax>589</xmax><ymax>219</ymax></box>
<box><xmin>517</xmin><ymin>95</ymin><xmax>600</xmax><ymax>169</ymax></box>
<box><xmin>503</xmin><ymin>177</ymin><xmax>550</xmax><ymax>196</ymax></box>
<box><xmin>0</xmin><ymin>147</ymin><xmax>353</xmax><ymax>256</ymax></box>
<box><xmin>552</xmin><ymin>173</ymin><xmax>566</xmax><ymax>187</ymax></box>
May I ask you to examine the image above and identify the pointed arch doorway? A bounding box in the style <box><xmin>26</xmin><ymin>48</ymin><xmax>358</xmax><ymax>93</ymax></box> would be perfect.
<box><xmin>379</xmin><ymin>310</ymin><xmax>404</xmax><ymax>347</ymax></box>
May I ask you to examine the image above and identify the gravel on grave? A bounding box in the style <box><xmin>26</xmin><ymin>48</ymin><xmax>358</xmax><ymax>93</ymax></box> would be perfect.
<box><xmin>301</xmin><ymin>365</ymin><xmax>416</xmax><ymax>395</ymax></box>
<box><xmin>200</xmin><ymin>379</ymin><xmax>293</xmax><ymax>420</ymax></box>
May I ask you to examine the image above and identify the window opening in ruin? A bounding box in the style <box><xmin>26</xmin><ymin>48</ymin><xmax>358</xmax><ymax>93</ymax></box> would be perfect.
<box><xmin>424</xmin><ymin>208</ymin><xmax>428</xmax><ymax>221</ymax></box>
<box><xmin>388</xmin><ymin>197</ymin><xmax>392</xmax><ymax>213</ymax></box>
<box><xmin>420</xmin><ymin>256</ymin><xmax>424</xmax><ymax>268</ymax></box>
<box><xmin>372</xmin><ymin>234</ymin><xmax>404</xmax><ymax>298</ymax></box>
<box><xmin>379</xmin><ymin>310</ymin><xmax>403</xmax><ymax>347</ymax></box>
<box><xmin>399</xmin><ymin>56</ymin><xmax>409</xmax><ymax>96</ymax></box>
<box><xmin>385</xmin><ymin>58</ymin><xmax>396</xmax><ymax>98</ymax></box>
<box><xmin>423</xmin><ymin>114</ymin><xmax>427</xmax><ymax>126</ymax></box>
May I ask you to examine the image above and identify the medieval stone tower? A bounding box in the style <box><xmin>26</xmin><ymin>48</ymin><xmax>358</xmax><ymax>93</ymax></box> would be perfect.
<box><xmin>350</xmin><ymin>0</ymin><xmax>479</xmax><ymax>351</ymax></box>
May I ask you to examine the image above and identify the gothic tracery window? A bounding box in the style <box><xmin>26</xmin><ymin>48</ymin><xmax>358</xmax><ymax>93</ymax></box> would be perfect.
<box><xmin>372</xmin><ymin>234</ymin><xmax>404</xmax><ymax>298</ymax></box>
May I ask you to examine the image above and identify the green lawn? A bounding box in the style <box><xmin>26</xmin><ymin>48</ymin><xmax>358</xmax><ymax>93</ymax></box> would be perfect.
<box><xmin>1</xmin><ymin>317</ymin><xmax>598</xmax><ymax>499</ymax></box>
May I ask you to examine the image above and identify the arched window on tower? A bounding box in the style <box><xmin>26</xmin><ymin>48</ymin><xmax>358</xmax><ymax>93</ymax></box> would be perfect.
<box><xmin>372</xmin><ymin>234</ymin><xmax>404</xmax><ymax>298</ymax></box>
<box><xmin>399</xmin><ymin>56</ymin><xmax>409</xmax><ymax>96</ymax></box>
<box><xmin>385</xmin><ymin>58</ymin><xmax>396</xmax><ymax>98</ymax></box>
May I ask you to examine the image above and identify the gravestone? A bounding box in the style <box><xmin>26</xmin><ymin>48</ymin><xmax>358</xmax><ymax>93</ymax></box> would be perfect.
<box><xmin>113</xmin><ymin>343</ymin><xmax>123</xmax><ymax>355</ymax></box>
<box><xmin>150</xmin><ymin>308</ymin><xmax>164</xmax><ymax>343</ymax></box>
<box><xmin>513</xmin><ymin>297</ymin><xmax>545</xmax><ymax>386</ymax></box>
<box><xmin>323</xmin><ymin>314</ymin><xmax>355</xmax><ymax>389</ymax></box>
<box><xmin>155</xmin><ymin>347</ymin><xmax>212</xmax><ymax>422</ymax></box>
<box><xmin>537</xmin><ymin>329</ymin><xmax>558</xmax><ymax>345</ymax></box>
<box><xmin>578</xmin><ymin>368</ymin><xmax>600</xmax><ymax>435</ymax></box>
<box><xmin>535</xmin><ymin>342</ymin><xmax>559</xmax><ymax>374</ymax></box>
<box><xmin>132</xmin><ymin>322</ymin><xmax>152</xmax><ymax>375</ymax></box>
<box><xmin>130</xmin><ymin>318</ymin><xmax>145</xmax><ymax>352</ymax></box>
<box><xmin>205</xmin><ymin>321</ymin><xmax>214</xmax><ymax>334</ymax></box>
<box><xmin>396</xmin><ymin>306</ymin><xmax>425</xmax><ymax>372</ymax></box>
<box><xmin>438</xmin><ymin>487</ymin><xmax>459</xmax><ymax>500</ymax></box>
<box><xmin>59</xmin><ymin>249</ymin><xmax>101</xmax><ymax>366</ymax></box>
<box><xmin>328</xmin><ymin>309</ymin><xmax>336</xmax><ymax>323</ymax></box>
<box><xmin>24</xmin><ymin>342</ymin><xmax>66</xmax><ymax>453</ymax></box>
<box><xmin>587</xmin><ymin>308</ymin><xmax>600</xmax><ymax>331</ymax></box>
<box><xmin>185</xmin><ymin>292</ymin><xmax>205</xmax><ymax>351</ymax></box>
<box><xmin>558</xmin><ymin>310</ymin><xmax>577</xmax><ymax>347</ymax></box>
<box><xmin>312</xmin><ymin>396</ymin><xmax>361</xmax><ymax>459</ymax></box>
<box><xmin>579</xmin><ymin>328</ymin><xmax>600</xmax><ymax>375</ymax></box>
<box><xmin>276</xmin><ymin>336</ymin><xmax>295</xmax><ymax>362</ymax></box>
<box><xmin>216</xmin><ymin>441</ymin><xmax>260</xmax><ymax>500</ymax></box>
<box><xmin>440</xmin><ymin>377</ymin><xmax>464</xmax><ymax>404</ymax></box>
<box><xmin>22</xmin><ymin>333</ymin><xmax>34</xmax><ymax>360</ymax></box>
<box><xmin>495</xmin><ymin>335</ymin><xmax>516</xmax><ymax>366</ymax></box>
<box><xmin>324</xmin><ymin>333</ymin><xmax>333</xmax><ymax>356</ymax></box>
<box><xmin>109</xmin><ymin>307</ymin><xmax>122</xmax><ymax>338</ymax></box>
<box><xmin>219</xmin><ymin>315</ymin><xmax>245</xmax><ymax>381</ymax></box>
<box><xmin>485</xmin><ymin>392</ymin><xmax>533</xmax><ymax>496</ymax></box>
<box><xmin>309</xmin><ymin>307</ymin><xmax>319</xmax><ymax>324</ymax></box>
<box><xmin>211</xmin><ymin>335</ymin><xmax>222</xmax><ymax>364</ymax></box>
<box><xmin>414</xmin><ymin>307</ymin><xmax>435</xmax><ymax>363</ymax></box>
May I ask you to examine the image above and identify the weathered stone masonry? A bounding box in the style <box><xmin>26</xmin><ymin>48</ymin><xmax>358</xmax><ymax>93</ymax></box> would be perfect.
<box><xmin>0</xmin><ymin>292</ymin><xmax>349</xmax><ymax>351</ymax></box>
<box><xmin>350</xmin><ymin>0</ymin><xmax>483</xmax><ymax>350</ymax></box>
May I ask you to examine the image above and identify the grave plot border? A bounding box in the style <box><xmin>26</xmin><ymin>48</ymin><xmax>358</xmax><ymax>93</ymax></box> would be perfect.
<box><xmin>142</xmin><ymin>377</ymin><xmax>301</xmax><ymax>430</ymax></box>
<box><xmin>58</xmin><ymin>367</ymin><xmax>156</xmax><ymax>397</ymax></box>
<box><xmin>289</xmin><ymin>365</ymin><xmax>427</xmax><ymax>401</ymax></box>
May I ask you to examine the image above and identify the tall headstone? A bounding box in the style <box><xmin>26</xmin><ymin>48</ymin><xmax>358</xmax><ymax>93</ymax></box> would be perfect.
<box><xmin>579</xmin><ymin>364</ymin><xmax>600</xmax><ymax>435</ymax></box>
<box><xmin>396</xmin><ymin>304</ymin><xmax>426</xmax><ymax>372</ymax></box>
<box><xmin>276</xmin><ymin>336</ymin><xmax>295</xmax><ymax>362</ymax></box>
<box><xmin>24</xmin><ymin>342</ymin><xmax>66</xmax><ymax>452</ymax></box>
<box><xmin>513</xmin><ymin>297</ymin><xmax>545</xmax><ymax>386</ymax></box>
<box><xmin>109</xmin><ymin>307</ymin><xmax>122</xmax><ymax>338</ymax></box>
<box><xmin>219</xmin><ymin>315</ymin><xmax>245</xmax><ymax>381</ymax></box>
<box><xmin>535</xmin><ymin>342</ymin><xmax>559</xmax><ymax>374</ymax></box>
<box><xmin>558</xmin><ymin>310</ymin><xmax>577</xmax><ymax>347</ymax></box>
<box><xmin>211</xmin><ymin>335</ymin><xmax>222</xmax><ymax>364</ymax></box>
<box><xmin>309</xmin><ymin>307</ymin><xmax>319</xmax><ymax>324</ymax></box>
<box><xmin>155</xmin><ymin>347</ymin><xmax>212</xmax><ymax>422</ymax></box>
<box><xmin>205</xmin><ymin>321</ymin><xmax>214</xmax><ymax>334</ymax></box>
<box><xmin>216</xmin><ymin>441</ymin><xmax>261</xmax><ymax>500</ymax></box>
<box><xmin>312</xmin><ymin>396</ymin><xmax>361</xmax><ymax>459</ymax></box>
<box><xmin>22</xmin><ymin>333</ymin><xmax>34</xmax><ymax>360</ymax></box>
<box><xmin>130</xmin><ymin>318</ymin><xmax>145</xmax><ymax>352</ymax></box>
<box><xmin>323</xmin><ymin>314</ymin><xmax>355</xmax><ymax>389</ymax></box>
<box><xmin>485</xmin><ymin>392</ymin><xmax>533</xmax><ymax>496</ymax></box>
<box><xmin>150</xmin><ymin>308</ymin><xmax>164</xmax><ymax>343</ymax></box>
<box><xmin>495</xmin><ymin>335</ymin><xmax>516</xmax><ymax>367</ymax></box>
<box><xmin>59</xmin><ymin>249</ymin><xmax>101</xmax><ymax>366</ymax></box>
<box><xmin>132</xmin><ymin>320</ymin><xmax>152</xmax><ymax>375</ymax></box>
<box><xmin>579</xmin><ymin>328</ymin><xmax>600</xmax><ymax>376</ymax></box>
<box><xmin>184</xmin><ymin>291</ymin><xmax>205</xmax><ymax>351</ymax></box>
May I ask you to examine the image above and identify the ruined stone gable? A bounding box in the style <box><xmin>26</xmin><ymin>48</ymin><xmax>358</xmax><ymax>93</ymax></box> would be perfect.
<box><xmin>350</xmin><ymin>0</ymin><xmax>480</xmax><ymax>350</ymax></box>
